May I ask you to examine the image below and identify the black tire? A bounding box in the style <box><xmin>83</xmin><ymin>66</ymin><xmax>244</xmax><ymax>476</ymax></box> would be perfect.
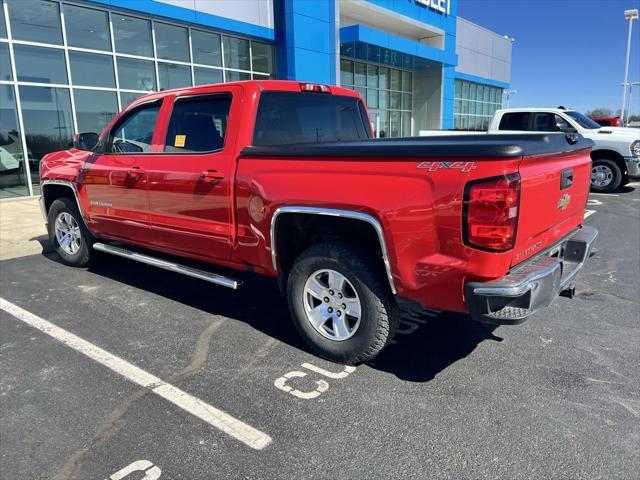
<box><xmin>591</xmin><ymin>159</ymin><xmax>622</xmax><ymax>193</ymax></box>
<box><xmin>47</xmin><ymin>196</ymin><xmax>94</xmax><ymax>267</ymax></box>
<box><xmin>287</xmin><ymin>243</ymin><xmax>399</xmax><ymax>364</ymax></box>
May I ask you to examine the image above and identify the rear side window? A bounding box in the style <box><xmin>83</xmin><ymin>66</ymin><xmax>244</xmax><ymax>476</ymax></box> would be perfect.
<box><xmin>164</xmin><ymin>95</ymin><xmax>231</xmax><ymax>153</ymax></box>
<box><xmin>253</xmin><ymin>92</ymin><xmax>370</xmax><ymax>146</ymax></box>
<box><xmin>498</xmin><ymin>112</ymin><xmax>531</xmax><ymax>131</ymax></box>
<box><xmin>109</xmin><ymin>102</ymin><xmax>160</xmax><ymax>153</ymax></box>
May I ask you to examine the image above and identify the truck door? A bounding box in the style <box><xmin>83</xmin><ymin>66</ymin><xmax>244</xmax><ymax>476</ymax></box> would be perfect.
<box><xmin>145</xmin><ymin>89</ymin><xmax>239</xmax><ymax>261</ymax></box>
<box><xmin>82</xmin><ymin>99</ymin><xmax>163</xmax><ymax>242</ymax></box>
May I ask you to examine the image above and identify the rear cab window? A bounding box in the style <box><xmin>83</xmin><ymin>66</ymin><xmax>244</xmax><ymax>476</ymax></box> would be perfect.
<box><xmin>164</xmin><ymin>95</ymin><xmax>232</xmax><ymax>153</ymax></box>
<box><xmin>498</xmin><ymin>112</ymin><xmax>531</xmax><ymax>131</ymax></box>
<box><xmin>253</xmin><ymin>92</ymin><xmax>371</xmax><ymax>146</ymax></box>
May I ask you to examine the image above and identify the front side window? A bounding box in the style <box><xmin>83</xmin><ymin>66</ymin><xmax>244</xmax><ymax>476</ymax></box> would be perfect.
<box><xmin>109</xmin><ymin>103</ymin><xmax>160</xmax><ymax>154</ymax></box>
<box><xmin>164</xmin><ymin>95</ymin><xmax>232</xmax><ymax>153</ymax></box>
<box><xmin>253</xmin><ymin>92</ymin><xmax>370</xmax><ymax>146</ymax></box>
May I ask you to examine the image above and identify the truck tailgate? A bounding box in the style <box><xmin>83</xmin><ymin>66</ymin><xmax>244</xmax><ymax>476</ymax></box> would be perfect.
<box><xmin>512</xmin><ymin>147</ymin><xmax>592</xmax><ymax>266</ymax></box>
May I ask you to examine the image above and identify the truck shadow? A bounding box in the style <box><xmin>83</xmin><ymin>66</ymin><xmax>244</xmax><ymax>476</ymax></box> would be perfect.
<box><xmin>55</xmin><ymin>252</ymin><xmax>501</xmax><ymax>384</ymax></box>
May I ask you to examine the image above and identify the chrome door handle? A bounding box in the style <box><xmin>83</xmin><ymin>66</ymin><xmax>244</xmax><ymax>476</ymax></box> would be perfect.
<box><xmin>200</xmin><ymin>169</ymin><xmax>225</xmax><ymax>181</ymax></box>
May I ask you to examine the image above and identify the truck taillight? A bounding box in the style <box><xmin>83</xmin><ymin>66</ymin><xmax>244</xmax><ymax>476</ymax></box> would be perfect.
<box><xmin>300</xmin><ymin>83</ymin><xmax>331</xmax><ymax>93</ymax></box>
<box><xmin>463</xmin><ymin>173</ymin><xmax>521</xmax><ymax>252</ymax></box>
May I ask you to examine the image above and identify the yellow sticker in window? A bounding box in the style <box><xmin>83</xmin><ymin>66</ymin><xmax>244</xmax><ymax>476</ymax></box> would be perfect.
<box><xmin>174</xmin><ymin>135</ymin><xmax>186</xmax><ymax>148</ymax></box>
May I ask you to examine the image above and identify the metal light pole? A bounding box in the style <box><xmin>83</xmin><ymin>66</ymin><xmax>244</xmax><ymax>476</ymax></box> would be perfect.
<box><xmin>624</xmin><ymin>81</ymin><xmax>640</xmax><ymax>121</ymax></box>
<box><xmin>620</xmin><ymin>9</ymin><xmax>638</xmax><ymax>126</ymax></box>
<box><xmin>503</xmin><ymin>89</ymin><xmax>517</xmax><ymax>108</ymax></box>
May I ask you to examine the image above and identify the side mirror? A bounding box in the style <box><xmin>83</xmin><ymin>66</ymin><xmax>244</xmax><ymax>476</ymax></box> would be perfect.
<box><xmin>73</xmin><ymin>132</ymin><xmax>99</xmax><ymax>151</ymax></box>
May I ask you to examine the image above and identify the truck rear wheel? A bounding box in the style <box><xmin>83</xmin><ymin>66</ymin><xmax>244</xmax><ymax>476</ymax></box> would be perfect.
<box><xmin>591</xmin><ymin>159</ymin><xmax>622</xmax><ymax>193</ymax></box>
<box><xmin>47</xmin><ymin>197</ymin><xmax>94</xmax><ymax>267</ymax></box>
<box><xmin>287</xmin><ymin>243</ymin><xmax>399</xmax><ymax>364</ymax></box>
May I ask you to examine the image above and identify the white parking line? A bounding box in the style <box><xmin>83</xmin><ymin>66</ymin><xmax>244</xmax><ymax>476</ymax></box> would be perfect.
<box><xmin>0</xmin><ymin>298</ymin><xmax>272</xmax><ymax>450</ymax></box>
<box><xmin>584</xmin><ymin>209</ymin><xmax>596</xmax><ymax>219</ymax></box>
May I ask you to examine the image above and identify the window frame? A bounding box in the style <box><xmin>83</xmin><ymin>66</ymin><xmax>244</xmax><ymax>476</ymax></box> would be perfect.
<box><xmin>161</xmin><ymin>92</ymin><xmax>233</xmax><ymax>155</ymax></box>
<box><xmin>103</xmin><ymin>98</ymin><xmax>162</xmax><ymax>155</ymax></box>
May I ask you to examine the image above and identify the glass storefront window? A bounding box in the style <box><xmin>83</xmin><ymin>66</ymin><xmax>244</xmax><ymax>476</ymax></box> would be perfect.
<box><xmin>117</xmin><ymin>57</ymin><xmax>156</xmax><ymax>91</ymax></box>
<box><xmin>225</xmin><ymin>70</ymin><xmax>250</xmax><ymax>81</ymax></box>
<box><xmin>194</xmin><ymin>67</ymin><xmax>222</xmax><ymax>85</ymax></box>
<box><xmin>64</xmin><ymin>4</ymin><xmax>110</xmax><ymax>51</ymax></box>
<box><xmin>69</xmin><ymin>51</ymin><xmax>115</xmax><ymax>88</ymax></box>
<box><xmin>367</xmin><ymin>88</ymin><xmax>378</xmax><ymax>109</ymax></box>
<box><xmin>390</xmin><ymin>69</ymin><xmax>401</xmax><ymax>91</ymax></box>
<box><xmin>379</xmin><ymin>67</ymin><xmax>389</xmax><ymax>90</ymax></box>
<box><xmin>0</xmin><ymin>0</ymin><xmax>7</xmax><ymax>38</ymax></box>
<box><xmin>73</xmin><ymin>89</ymin><xmax>118</xmax><ymax>134</ymax></box>
<box><xmin>402</xmin><ymin>71</ymin><xmax>412</xmax><ymax>92</ymax></box>
<box><xmin>0</xmin><ymin>43</ymin><xmax>11</xmax><ymax>80</ymax></box>
<box><xmin>340</xmin><ymin>59</ymin><xmax>353</xmax><ymax>86</ymax></box>
<box><xmin>402</xmin><ymin>112</ymin><xmax>411</xmax><ymax>137</ymax></box>
<box><xmin>0</xmin><ymin>85</ymin><xmax>29</xmax><ymax>198</ymax></box>
<box><xmin>120</xmin><ymin>92</ymin><xmax>145</xmax><ymax>109</ymax></box>
<box><xmin>19</xmin><ymin>86</ymin><xmax>73</xmax><ymax>187</ymax></box>
<box><xmin>7</xmin><ymin>0</ymin><xmax>61</xmax><ymax>44</ymax></box>
<box><xmin>251</xmin><ymin>41</ymin><xmax>273</xmax><ymax>74</ymax></box>
<box><xmin>354</xmin><ymin>62</ymin><xmax>366</xmax><ymax>86</ymax></box>
<box><xmin>367</xmin><ymin>65</ymin><xmax>378</xmax><ymax>88</ymax></box>
<box><xmin>1</xmin><ymin>1</ymin><xmax>275</xmax><ymax>197</ymax></box>
<box><xmin>113</xmin><ymin>14</ymin><xmax>152</xmax><ymax>57</ymax></box>
<box><xmin>453</xmin><ymin>79</ymin><xmax>503</xmax><ymax>131</ymax></box>
<box><xmin>158</xmin><ymin>62</ymin><xmax>191</xmax><ymax>89</ymax></box>
<box><xmin>191</xmin><ymin>30</ymin><xmax>221</xmax><ymax>67</ymax></box>
<box><xmin>155</xmin><ymin>22</ymin><xmax>189</xmax><ymax>62</ymax></box>
<box><xmin>390</xmin><ymin>91</ymin><xmax>401</xmax><ymax>109</ymax></box>
<box><xmin>14</xmin><ymin>45</ymin><xmax>67</xmax><ymax>84</ymax></box>
<box><xmin>222</xmin><ymin>36</ymin><xmax>249</xmax><ymax>71</ymax></box>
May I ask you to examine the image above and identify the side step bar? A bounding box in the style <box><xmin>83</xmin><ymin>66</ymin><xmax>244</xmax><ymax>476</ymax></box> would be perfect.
<box><xmin>93</xmin><ymin>242</ymin><xmax>240</xmax><ymax>290</ymax></box>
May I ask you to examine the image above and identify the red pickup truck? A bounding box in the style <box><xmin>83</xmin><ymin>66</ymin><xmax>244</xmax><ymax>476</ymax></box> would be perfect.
<box><xmin>40</xmin><ymin>80</ymin><xmax>598</xmax><ymax>363</ymax></box>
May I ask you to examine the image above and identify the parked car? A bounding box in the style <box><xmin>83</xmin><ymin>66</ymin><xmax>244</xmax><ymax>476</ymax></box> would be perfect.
<box><xmin>421</xmin><ymin>108</ymin><xmax>640</xmax><ymax>193</ymax></box>
<box><xmin>39</xmin><ymin>81</ymin><xmax>598</xmax><ymax>363</ymax></box>
<box><xmin>590</xmin><ymin>116</ymin><xmax>621</xmax><ymax>127</ymax></box>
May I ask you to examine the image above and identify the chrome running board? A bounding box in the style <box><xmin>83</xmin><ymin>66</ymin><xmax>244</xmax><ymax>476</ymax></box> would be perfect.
<box><xmin>93</xmin><ymin>242</ymin><xmax>240</xmax><ymax>290</ymax></box>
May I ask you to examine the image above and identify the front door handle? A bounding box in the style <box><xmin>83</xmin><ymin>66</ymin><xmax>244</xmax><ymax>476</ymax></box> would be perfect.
<box><xmin>127</xmin><ymin>166</ymin><xmax>145</xmax><ymax>177</ymax></box>
<box><xmin>200</xmin><ymin>169</ymin><xmax>225</xmax><ymax>181</ymax></box>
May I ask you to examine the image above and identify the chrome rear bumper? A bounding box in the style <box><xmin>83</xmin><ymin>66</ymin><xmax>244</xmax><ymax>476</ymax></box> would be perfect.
<box><xmin>465</xmin><ymin>226</ymin><xmax>598</xmax><ymax>325</ymax></box>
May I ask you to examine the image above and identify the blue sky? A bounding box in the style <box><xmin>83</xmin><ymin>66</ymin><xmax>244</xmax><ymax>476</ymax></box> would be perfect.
<box><xmin>458</xmin><ymin>0</ymin><xmax>640</xmax><ymax>115</ymax></box>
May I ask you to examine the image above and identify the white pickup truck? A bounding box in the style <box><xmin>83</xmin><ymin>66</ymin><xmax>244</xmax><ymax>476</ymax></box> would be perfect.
<box><xmin>420</xmin><ymin>108</ymin><xmax>640</xmax><ymax>193</ymax></box>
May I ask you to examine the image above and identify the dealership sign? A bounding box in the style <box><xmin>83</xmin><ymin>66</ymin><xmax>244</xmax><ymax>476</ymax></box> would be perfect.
<box><xmin>415</xmin><ymin>0</ymin><xmax>450</xmax><ymax>15</ymax></box>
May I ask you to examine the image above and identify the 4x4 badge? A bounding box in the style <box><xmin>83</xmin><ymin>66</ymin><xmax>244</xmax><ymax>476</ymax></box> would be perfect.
<box><xmin>557</xmin><ymin>193</ymin><xmax>571</xmax><ymax>211</ymax></box>
<box><xmin>417</xmin><ymin>161</ymin><xmax>477</xmax><ymax>173</ymax></box>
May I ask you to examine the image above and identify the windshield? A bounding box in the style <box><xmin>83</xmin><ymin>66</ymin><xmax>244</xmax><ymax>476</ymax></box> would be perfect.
<box><xmin>565</xmin><ymin>111</ymin><xmax>601</xmax><ymax>129</ymax></box>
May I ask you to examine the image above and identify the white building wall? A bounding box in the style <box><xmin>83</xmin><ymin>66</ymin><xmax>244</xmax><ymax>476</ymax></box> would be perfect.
<box><xmin>455</xmin><ymin>17</ymin><xmax>511</xmax><ymax>84</ymax></box>
<box><xmin>156</xmin><ymin>0</ymin><xmax>274</xmax><ymax>29</ymax></box>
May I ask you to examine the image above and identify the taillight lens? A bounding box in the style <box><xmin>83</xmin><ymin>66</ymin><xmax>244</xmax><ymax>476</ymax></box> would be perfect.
<box><xmin>463</xmin><ymin>173</ymin><xmax>520</xmax><ymax>251</ymax></box>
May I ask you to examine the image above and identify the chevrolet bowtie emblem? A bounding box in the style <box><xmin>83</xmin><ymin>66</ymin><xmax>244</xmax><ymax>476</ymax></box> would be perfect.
<box><xmin>557</xmin><ymin>193</ymin><xmax>571</xmax><ymax>211</ymax></box>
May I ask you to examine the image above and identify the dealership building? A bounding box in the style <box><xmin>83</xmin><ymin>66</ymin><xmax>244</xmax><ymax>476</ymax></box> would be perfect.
<box><xmin>0</xmin><ymin>0</ymin><xmax>512</xmax><ymax>199</ymax></box>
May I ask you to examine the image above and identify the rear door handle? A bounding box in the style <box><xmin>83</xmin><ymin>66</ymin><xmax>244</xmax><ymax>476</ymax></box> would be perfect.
<box><xmin>200</xmin><ymin>169</ymin><xmax>225</xmax><ymax>181</ymax></box>
<box><xmin>127</xmin><ymin>166</ymin><xmax>145</xmax><ymax>177</ymax></box>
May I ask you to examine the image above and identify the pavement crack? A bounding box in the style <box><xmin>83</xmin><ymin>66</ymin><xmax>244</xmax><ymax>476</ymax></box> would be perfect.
<box><xmin>51</xmin><ymin>317</ymin><xmax>226</xmax><ymax>480</ymax></box>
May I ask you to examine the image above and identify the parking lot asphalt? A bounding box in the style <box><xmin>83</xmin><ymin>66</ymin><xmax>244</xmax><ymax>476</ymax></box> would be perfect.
<box><xmin>1</xmin><ymin>185</ymin><xmax>639</xmax><ymax>480</ymax></box>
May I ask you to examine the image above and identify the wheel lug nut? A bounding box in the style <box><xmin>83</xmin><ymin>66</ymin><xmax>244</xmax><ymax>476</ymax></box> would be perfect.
<box><xmin>324</xmin><ymin>297</ymin><xmax>330</xmax><ymax>303</ymax></box>
<box><xmin>342</xmin><ymin>303</ymin><xmax>346</xmax><ymax>309</ymax></box>
<box><xmin>328</xmin><ymin>307</ymin><xmax>333</xmax><ymax>313</ymax></box>
<box><xmin>336</xmin><ymin>310</ymin><xmax>342</xmax><ymax>316</ymax></box>
<box><xmin>338</xmin><ymin>293</ymin><xmax>343</xmax><ymax>299</ymax></box>
<box><xmin>329</xmin><ymin>290</ymin><xmax>334</xmax><ymax>295</ymax></box>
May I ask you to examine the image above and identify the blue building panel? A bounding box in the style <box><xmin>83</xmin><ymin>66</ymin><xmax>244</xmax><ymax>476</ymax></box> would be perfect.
<box><xmin>454</xmin><ymin>71</ymin><xmax>510</xmax><ymax>90</ymax></box>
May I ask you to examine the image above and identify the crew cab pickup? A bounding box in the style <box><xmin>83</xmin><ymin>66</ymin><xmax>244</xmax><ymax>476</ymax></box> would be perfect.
<box><xmin>40</xmin><ymin>81</ymin><xmax>598</xmax><ymax>363</ymax></box>
<box><xmin>421</xmin><ymin>108</ymin><xmax>640</xmax><ymax>193</ymax></box>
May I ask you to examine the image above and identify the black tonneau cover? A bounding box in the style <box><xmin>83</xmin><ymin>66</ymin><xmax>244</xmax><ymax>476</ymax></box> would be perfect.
<box><xmin>240</xmin><ymin>133</ymin><xmax>594</xmax><ymax>159</ymax></box>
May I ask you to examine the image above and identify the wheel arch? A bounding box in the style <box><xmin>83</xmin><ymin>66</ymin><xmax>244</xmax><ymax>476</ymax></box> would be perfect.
<box><xmin>591</xmin><ymin>149</ymin><xmax>627</xmax><ymax>174</ymax></box>
<box><xmin>41</xmin><ymin>180</ymin><xmax>88</xmax><ymax>227</ymax></box>
<box><xmin>270</xmin><ymin>207</ymin><xmax>397</xmax><ymax>294</ymax></box>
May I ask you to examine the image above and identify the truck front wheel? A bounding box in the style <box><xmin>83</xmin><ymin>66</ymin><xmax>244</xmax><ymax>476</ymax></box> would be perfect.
<box><xmin>591</xmin><ymin>159</ymin><xmax>622</xmax><ymax>193</ymax></box>
<box><xmin>47</xmin><ymin>197</ymin><xmax>94</xmax><ymax>267</ymax></box>
<box><xmin>287</xmin><ymin>243</ymin><xmax>399</xmax><ymax>364</ymax></box>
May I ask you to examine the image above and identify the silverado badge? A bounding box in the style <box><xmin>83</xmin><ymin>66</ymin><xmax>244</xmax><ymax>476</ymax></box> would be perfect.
<box><xmin>557</xmin><ymin>193</ymin><xmax>571</xmax><ymax>211</ymax></box>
